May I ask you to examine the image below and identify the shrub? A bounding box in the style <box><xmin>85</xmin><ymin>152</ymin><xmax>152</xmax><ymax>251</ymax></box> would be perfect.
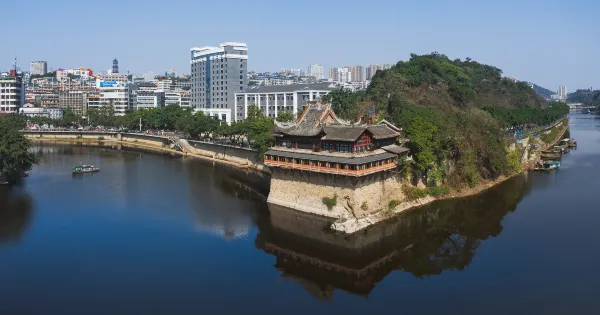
<box><xmin>98</xmin><ymin>136</ymin><xmax>105</xmax><ymax>141</ymax></box>
<box><xmin>322</xmin><ymin>194</ymin><xmax>337</xmax><ymax>211</ymax></box>
<box><xmin>388</xmin><ymin>200</ymin><xmax>400</xmax><ymax>211</ymax></box>
<box><xmin>361</xmin><ymin>201</ymin><xmax>368</xmax><ymax>211</ymax></box>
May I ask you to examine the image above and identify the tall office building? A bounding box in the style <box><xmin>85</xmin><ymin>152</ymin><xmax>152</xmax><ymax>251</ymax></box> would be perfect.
<box><xmin>329</xmin><ymin>67</ymin><xmax>339</xmax><ymax>81</ymax></box>
<box><xmin>308</xmin><ymin>64</ymin><xmax>324</xmax><ymax>80</ymax></box>
<box><xmin>558</xmin><ymin>85</ymin><xmax>568</xmax><ymax>100</ymax></box>
<box><xmin>190</xmin><ymin>42</ymin><xmax>248</xmax><ymax>124</ymax></box>
<box><xmin>30</xmin><ymin>61</ymin><xmax>48</xmax><ymax>76</ymax></box>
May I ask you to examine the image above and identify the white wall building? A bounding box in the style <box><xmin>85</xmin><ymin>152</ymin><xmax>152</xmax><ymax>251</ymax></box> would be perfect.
<box><xmin>30</xmin><ymin>61</ymin><xmax>48</xmax><ymax>76</ymax></box>
<box><xmin>92</xmin><ymin>80</ymin><xmax>130</xmax><ymax>115</ymax></box>
<box><xmin>308</xmin><ymin>64</ymin><xmax>324</xmax><ymax>80</ymax></box>
<box><xmin>132</xmin><ymin>90</ymin><xmax>165</xmax><ymax>110</ymax></box>
<box><xmin>0</xmin><ymin>75</ymin><xmax>25</xmax><ymax>113</ymax></box>
<box><xmin>234</xmin><ymin>82</ymin><xmax>337</xmax><ymax>121</ymax></box>
<box><xmin>558</xmin><ymin>85</ymin><xmax>568</xmax><ymax>100</ymax></box>
<box><xmin>19</xmin><ymin>106</ymin><xmax>63</xmax><ymax>119</ymax></box>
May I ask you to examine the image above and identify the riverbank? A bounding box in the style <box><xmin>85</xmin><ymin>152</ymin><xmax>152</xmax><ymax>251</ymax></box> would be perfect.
<box><xmin>25</xmin><ymin>136</ymin><xmax>269</xmax><ymax>175</ymax></box>
<box><xmin>331</xmin><ymin>119</ymin><xmax>570</xmax><ymax>234</ymax></box>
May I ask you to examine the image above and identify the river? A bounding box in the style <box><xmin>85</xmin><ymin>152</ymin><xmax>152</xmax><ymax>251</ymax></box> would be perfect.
<box><xmin>1</xmin><ymin>114</ymin><xmax>599</xmax><ymax>315</ymax></box>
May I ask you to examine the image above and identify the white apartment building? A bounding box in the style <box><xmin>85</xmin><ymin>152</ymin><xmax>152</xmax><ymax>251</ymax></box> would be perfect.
<box><xmin>92</xmin><ymin>80</ymin><xmax>130</xmax><ymax>115</ymax></box>
<box><xmin>308</xmin><ymin>64</ymin><xmax>324</xmax><ymax>80</ymax></box>
<box><xmin>0</xmin><ymin>75</ymin><xmax>25</xmax><ymax>113</ymax></box>
<box><xmin>30</xmin><ymin>61</ymin><xmax>48</xmax><ymax>76</ymax></box>
<box><xmin>558</xmin><ymin>85</ymin><xmax>568</xmax><ymax>100</ymax></box>
<box><xmin>132</xmin><ymin>90</ymin><xmax>165</xmax><ymax>110</ymax></box>
<box><xmin>234</xmin><ymin>82</ymin><xmax>337</xmax><ymax>121</ymax></box>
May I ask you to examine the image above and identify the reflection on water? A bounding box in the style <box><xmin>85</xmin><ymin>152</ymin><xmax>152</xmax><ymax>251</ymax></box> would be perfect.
<box><xmin>0</xmin><ymin>186</ymin><xmax>33</xmax><ymax>246</ymax></box>
<box><xmin>258</xmin><ymin>174</ymin><xmax>533</xmax><ymax>297</ymax></box>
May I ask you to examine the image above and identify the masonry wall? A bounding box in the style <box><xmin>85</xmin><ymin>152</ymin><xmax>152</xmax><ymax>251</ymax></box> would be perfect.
<box><xmin>185</xmin><ymin>140</ymin><xmax>265</xmax><ymax>171</ymax></box>
<box><xmin>267</xmin><ymin>168</ymin><xmax>405</xmax><ymax>220</ymax></box>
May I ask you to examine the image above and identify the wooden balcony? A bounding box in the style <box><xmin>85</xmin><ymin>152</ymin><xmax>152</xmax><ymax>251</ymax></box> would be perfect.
<box><xmin>264</xmin><ymin>159</ymin><xmax>397</xmax><ymax>177</ymax></box>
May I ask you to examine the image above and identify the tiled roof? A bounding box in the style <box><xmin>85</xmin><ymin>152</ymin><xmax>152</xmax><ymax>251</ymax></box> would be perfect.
<box><xmin>367</xmin><ymin>125</ymin><xmax>400</xmax><ymax>139</ymax></box>
<box><xmin>322</xmin><ymin>125</ymin><xmax>366</xmax><ymax>141</ymax></box>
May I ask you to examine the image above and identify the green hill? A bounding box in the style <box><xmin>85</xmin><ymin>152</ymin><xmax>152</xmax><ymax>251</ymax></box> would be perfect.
<box><xmin>567</xmin><ymin>89</ymin><xmax>600</xmax><ymax>107</ymax></box>
<box><xmin>532</xmin><ymin>84</ymin><xmax>555</xmax><ymax>99</ymax></box>
<box><xmin>367</xmin><ymin>53</ymin><xmax>546</xmax><ymax>110</ymax></box>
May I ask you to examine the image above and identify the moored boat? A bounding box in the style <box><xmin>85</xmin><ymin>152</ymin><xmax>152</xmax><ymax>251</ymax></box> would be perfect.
<box><xmin>534</xmin><ymin>160</ymin><xmax>560</xmax><ymax>171</ymax></box>
<box><xmin>72</xmin><ymin>164</ymin><xmax>100</xmax><ymax>174</ymax></box>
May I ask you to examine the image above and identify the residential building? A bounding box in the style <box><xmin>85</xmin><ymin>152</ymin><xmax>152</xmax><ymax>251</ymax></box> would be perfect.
<box><xmin>132</xmin><ymin>90</ymin><xmax>165</xmax><ymax>110</ymax></box>
<box><xmin>154</xmin><ymin>79</ymin><xmax>172</xmax><ymax>91</ymax></box>
<box><xmin>351</xmin><ymin>65</ymin><xmax>364</xmax><ymax>82</ymax></box>
<box><xmin>342</xmin><ymin>81</ymin><xmax>370</xmax><ymax>91</ymax></box>
<box><xmin>0</xmin><ymin>74</ymin><xmax>25</xmax><ymax>113</ymax></box>
<box><xmin>93</xmin><ymin>80</ymin><xmax>130</xmax><ymax>115</ymax></box>
<box><xmin>338</xmin><ymin>68</ymin><xmax>351</xmax><ymax>83</ymax></box>
<box><xmin>190</xmin><ymin>42</ymin><xmax>248</xmax><ymax>124</ymax></box>
<box><xmin>558</xmin><ymin>85</ymin><xmax>568</xmax><ymax>100</ymax></box>
<box><xmin>171</xmin><ymin>80</ymin><xmax>192</xmax><ymax>90</ymax></box>
<box><xmin>234</xmin><ymin>82</ymin><xmax>337</xmax><ymax>121</ymax></box>
<box><xmin>19</xmin><ymin>105</ymin><xmax>64</xmax><ymax>120</ymax></box>
<box><xmin>308</xmin><ymin>64</ymin><xmax>324</xmax><ymax>80</ymax></box>
<box><xmin>59</xmin><ymin>90</ymin><xmax>88</xmax><ymax>115</ymax></box>
<box><xmin>30</xmin><ymin>61</ymin><xmax>48</xmax><ymax>76</ymax></box>
<box><xmin>366</xmin><ymin>64</ymin><xmax>381</xmax><ymax>80</ymax></box>
<box><xmin>329</xmin><ymin>67</ymin><xmax>339</xmax><ymax>81</ymax></box>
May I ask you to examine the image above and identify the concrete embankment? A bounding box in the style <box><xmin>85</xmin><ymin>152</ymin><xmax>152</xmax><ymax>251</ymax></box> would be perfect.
<box><xmin>23</xmin><ymin>131</ymin><xmax>268</xmax><ymax>174</ymax></box>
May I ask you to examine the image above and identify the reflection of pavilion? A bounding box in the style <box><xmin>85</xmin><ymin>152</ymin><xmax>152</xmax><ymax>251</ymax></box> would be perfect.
<box><xmin>258</xmin><ymin>175</ymin><xmax>532</xmax><ymax>298</ymax></box>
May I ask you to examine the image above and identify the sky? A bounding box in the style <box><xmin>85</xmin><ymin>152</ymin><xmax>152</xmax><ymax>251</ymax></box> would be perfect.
<box><xmin>1</xmin><ymin>0</ymin><xmax>598</xmax><ymax>91</ymax></box>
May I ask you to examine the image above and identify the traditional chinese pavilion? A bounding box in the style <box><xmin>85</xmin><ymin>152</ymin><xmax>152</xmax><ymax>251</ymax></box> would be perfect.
<box><xmin>264</xmin><ymin>103</ymin><xmax>410</xmax><ymax>226</ymax></box>
<box><xmin>264</xmin><ymin>102</ymin><xmax>408</xmax><ymax>176</ymax></box>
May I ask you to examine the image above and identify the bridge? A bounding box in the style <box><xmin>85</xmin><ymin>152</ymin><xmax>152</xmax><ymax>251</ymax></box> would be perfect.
<box><xmin>567</xmin><ymin>103</ymin><xmax>597</xmax><ymax>110</ymax></box>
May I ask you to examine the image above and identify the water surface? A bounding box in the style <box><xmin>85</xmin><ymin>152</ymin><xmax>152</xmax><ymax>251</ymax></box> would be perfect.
<box><xmin>1</xmin><ymin>114</ymin><xmax>599</xmax><ymax>314</ymax></box>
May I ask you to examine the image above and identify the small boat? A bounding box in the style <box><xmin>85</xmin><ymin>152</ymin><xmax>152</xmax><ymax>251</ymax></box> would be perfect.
<box><xmin>72</xmin><ymin>164</ymin><xmax>100</xmax><ymax>174</ymax></box>
<box><xmin>560</xmin><ymin>138</ymin><xmax>577</xmax><ymax>148</ymax></box>
<box><xmin>540</xmin><ymin>151</ymin><xmax>561</xmax><ymax>160</ymax></box>
<box><xmin>534</xmin><ymin>160</ymin><xmax>560</xmax><ymax>171</ymax></box>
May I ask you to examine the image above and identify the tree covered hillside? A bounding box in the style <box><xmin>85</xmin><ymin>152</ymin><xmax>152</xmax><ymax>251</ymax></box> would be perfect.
<box><xmin>532</xmin><ymin>84</ymin><xmax>555</xmax><ymax>99</ymax></box>
<box><xmin>323</xmin><ymin>52</ymin><xmax>568</xmax><ymax>192</ymax></box>
<box><xmin>367</xmin><ymin>53</ymin><xmax>546</xmax><ymax>109</ymax></box>
<box><xmin>567</xmin><ymin>89</ymin><xmax>600</xmax><ymax>107</ymax></box>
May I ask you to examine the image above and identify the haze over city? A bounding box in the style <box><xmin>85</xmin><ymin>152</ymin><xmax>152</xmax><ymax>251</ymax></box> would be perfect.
<box><xmin>2</xmin><ymin>0</ymin><xmax>598</xmax><ymax>90</ymax></box>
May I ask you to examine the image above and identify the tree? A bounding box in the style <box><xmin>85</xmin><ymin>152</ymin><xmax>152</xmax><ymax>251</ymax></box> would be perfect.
<box><xmin>0</xmin><ymin>118</ymin><xmax>38</xmax><ymax>183</ymax></box>
<box><xmin>275</xmin><ymin>111</ymin><xmax>295</xmax><ymax>122</ymax></box>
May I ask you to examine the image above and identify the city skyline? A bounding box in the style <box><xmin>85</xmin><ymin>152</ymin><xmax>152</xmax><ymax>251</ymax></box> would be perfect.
<box><xmin>1</xmin><ymin>0</ymin><xmax>599</xmax><ymax>90</ymax></box>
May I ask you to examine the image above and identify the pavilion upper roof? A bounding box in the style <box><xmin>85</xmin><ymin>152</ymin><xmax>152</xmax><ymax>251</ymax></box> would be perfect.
<box><xmin>272</xmin><ymin>102</ymin><xmax>400</xmax><ymax>142</ymax></box>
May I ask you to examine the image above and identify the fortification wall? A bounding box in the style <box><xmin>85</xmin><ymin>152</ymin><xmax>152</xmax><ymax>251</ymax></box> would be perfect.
<box><xmin>267</xmin><ymin>169</ymin><xmax>405</xmax><ymax>220</ymax></box>
<box><xmin>184</xmin><ymin>140</ymin><xmax>266</xmax><ymax>172</ymax></box>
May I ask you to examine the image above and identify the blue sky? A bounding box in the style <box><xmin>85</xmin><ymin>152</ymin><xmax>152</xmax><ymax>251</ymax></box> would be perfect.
<box><xmin>1</xmin><ymin>0</ymin><xmax>597</xmax><ymax>91</ymax></box>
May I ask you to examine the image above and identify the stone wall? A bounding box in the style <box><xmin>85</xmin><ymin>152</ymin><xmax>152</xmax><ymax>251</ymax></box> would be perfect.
<box><xmin>267</xmin><ymin>168</ymin><xmax>405</xmax><ymax>220</ymax></box>
<box><xmin>184</xmin><ymin>140</ymin><xmax>266</xmax><ymax>172</ymax></box>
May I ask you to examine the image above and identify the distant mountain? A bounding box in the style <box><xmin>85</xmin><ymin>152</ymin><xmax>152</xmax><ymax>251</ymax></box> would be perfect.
<box><xmin>567</xmin><ymin>89</ymin><xmax>600</xmax><ymax>106</ymax></box>
<box><xmin>532</xmin><ymin>84</ymin><xmax>555</xmax><ymax>99</ymax></box>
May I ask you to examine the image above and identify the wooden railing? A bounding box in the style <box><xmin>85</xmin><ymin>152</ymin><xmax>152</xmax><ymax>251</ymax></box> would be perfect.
<box><xmin>264</xmin><ymin>159</ymin><xmax>396</xmax><ymax>176</ymax></box>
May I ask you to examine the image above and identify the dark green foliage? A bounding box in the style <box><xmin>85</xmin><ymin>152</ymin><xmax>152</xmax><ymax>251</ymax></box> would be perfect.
<box><xmin>322</xmin><ymin>194</ymin><xmax>337</xmax><ymax>210</ymax></box>
<box><xmin>567</xmin><ymin>89</ymin><xmax>600</xmax><ymax>107</ymax></box>
<box><xmin>532</xmin><ymin>84</ymin><xmax>555</xmax><ymax>99</ymax></box>
<box><xmin>275</xmin><ymin>111</ymin><xmax>295</xmax><ymax>122</ymax></box>
<box><xmin>481</xmin><ymin>102</ymin><xmax>568</xmax><ymax>127</ymax></box>
<box><xmin>368</xmin><ymin>52</ymin><xmax>545</xmax><ymax>109</ymax></box>
<box><xmin>0</xmin><ymin>116</ymin><xmax>38</xmax><ymax>183</ymax></box>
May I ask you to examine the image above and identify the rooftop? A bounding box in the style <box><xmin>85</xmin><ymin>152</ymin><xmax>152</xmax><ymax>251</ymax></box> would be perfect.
<box><xmin>241</xmin><ymin>82</ymin><xmax>338</xmax><ymax>94</ymax></box>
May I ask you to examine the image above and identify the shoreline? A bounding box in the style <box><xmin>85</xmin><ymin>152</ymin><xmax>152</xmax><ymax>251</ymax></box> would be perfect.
<box><xmin>332</xmin><ymin>119</ymin><xmax>570</xmax><ymax>234</ymax></box>
<box><xmin>27</xmin><ymin>120</ymin><xmax>569</xmax><ymax>234</ymax></box>
<box><xmin>26</xmin><ymin>137</ymin><xmax>268</xmax><ymax>176</ymax></box>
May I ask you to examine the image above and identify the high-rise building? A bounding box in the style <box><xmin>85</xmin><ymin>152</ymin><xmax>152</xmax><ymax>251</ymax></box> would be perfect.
<box><xmin>558</xmin><ymin>85</ymin><xmax>568</xmax><ymax>100</ymax></box>
<box><xmin>0</xmin><ymin>74</ymin><xmax>25</xmax><ymax>113</ymax></box>
<box><xmin>112</xmin><ymin>58</ymin><xmax>119</xmax><ymax>74</ymax></box>
<box><xmin>351</xmin><ymin>65</ymin><xmax>364</xmax><ymax>82</ymax></box>
<box><xmin>190</xmin><ymin>42</ymin><xmax>248</xmax><ymax>124</ymax></box>
<box><xmin>59</xmin><ymin>90</ymin><xmax>88</xmax><ymax>116</ymax></box>
<box><xmin>338</xmin><ymin>68</ymin><xmax>351</xmax><ymax>83</ymax></box>
<box><xmin>308</xmin><ymin>64</ymin><xmax>324</xmax><ymax>80</ymax></box>
<box><xmin>30</xmin><ymin>61</ymin><xmax>48</xmax><ymax>76</ymax></box>
<box><xmin>329</xmin><ymin>67</ymin><xmax>339</xmax><ymax>81</ymax></box>
<box><xmin>366</xmin><ymin>64</ymin><xmax>382</xmax><ymax>80</ymax></box>
<box><xmin>92</xmin><ymin>80</ymin><xmax>130</xmax><ymax>116</ymax></box>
